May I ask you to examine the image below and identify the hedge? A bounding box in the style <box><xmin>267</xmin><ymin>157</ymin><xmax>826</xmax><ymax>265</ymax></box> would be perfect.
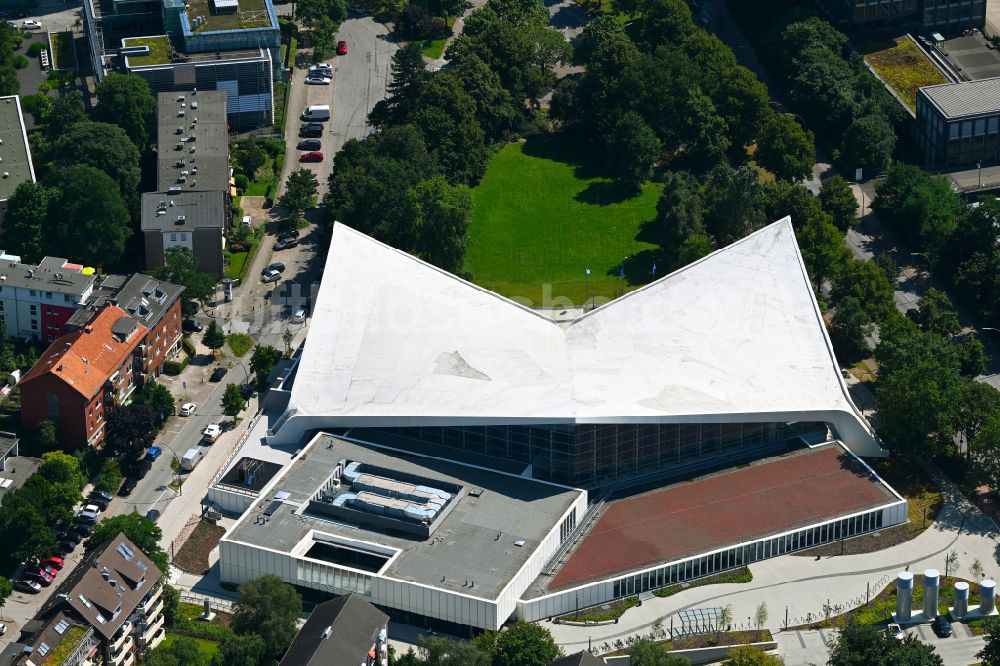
<box><xmin>181</xmin><ymin>336</ymin><xmax>197</xmax><ymax>356</ymax></box>
<box><xmin>164</xmin><ymin>354</ymin><xmax>191</xmax><ymax>375</ymax></box>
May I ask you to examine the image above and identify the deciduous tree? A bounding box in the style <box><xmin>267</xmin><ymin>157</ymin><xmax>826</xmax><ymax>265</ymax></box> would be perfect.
<box><xmin>278</xmin><ymin>168</ymin><xmax>318</xmax><ymax>221</ymax></box>
<box><xmin>755</xmin><ymin>112</ymin><xmax>815</xmax><ymax>182</ymax></box>
<box><xmin>838</xmin><ymin>114</ymin><xmax>894</xmax><ymax>176</ymax></box>
<box><xmin>232</xmin><ymin>575</ymin><xmax>302</xmax><ymax>663</ymax></box>
<box><xmin>607</xmin><ymin>111</ymin><xmax>661</xmax><ymax>193</ymax></box>
<box><xmin>250</xmin><ymin>345</ymin><xmax>281</xmax><ymax>387</ymax></box>
<box><xmin>52</xmin><ymin>165</ymin><xmax>131</xmax><ymax>268</ymax></box>
<box><xmin>52</xmin><ymin>121</ymin><xmax>142</xmax><ymax>215</ymax></box>
<box><xmin>3</xmin><ymin>181</ymin><xmax>52</xmax><ymax>262</ymax></box>
<box><xmin>104</xmin><ymin>404</ymin><xmax>158</xmax><ymax>460</ymax></box>
<box><xmin>628</xmin><ymin>637</ymin><xmax>690</xmax><ymax>666</ymax></box>
<box><xmin>211</xmin><ymin>634</ymin><xmax>265</xmax><ymax>666</ymax></box>
<box><xmin>490</xmin><ymin>622</ymin><xmax>561</xmax><ymax>666</ymax></box>
<box><xmin>407</xmin><ymin>176</ymin><xmax>473</xmax><ymax>274</ymax></box>
<box><xmin>90</xmin><ymin>512</ymin><xmax>168</xmax><ymax>572</ymax></box>
<box><xmin>155</xmin><ymin>247</ymin><xmax>216</xmax><ymax>315</ymax></box>
<box><xmin>135</xmin><ymin>381</ymin><xmax>177</xmax><ymax>420</ymax></box>
<box><xmin>819</xmin><ymin>175</ymin><xmax>858</xmax><ymax>231</ymax></box>
<box><xmin>94</xmin><ymin>73</ymin><xmax>156</xmax><ymax>150</ymax></box>
<box><xmin>203</xmin><ymin>320</ymin><xmax>225</xmax><ymax>352</ymax></box>
<box><xmin>222</xmin><ymin>383</ymin><xmax>245</xmax><ymax>417</ymax></box>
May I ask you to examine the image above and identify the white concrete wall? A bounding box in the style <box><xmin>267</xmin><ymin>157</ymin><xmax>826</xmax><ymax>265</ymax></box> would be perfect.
<box><xmin>207</xmin><ymin>485</ymin><xmax>257</xmax><ymax>514</ymax></box>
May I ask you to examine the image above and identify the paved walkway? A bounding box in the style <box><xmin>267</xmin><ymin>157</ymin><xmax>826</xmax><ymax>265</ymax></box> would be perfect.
<box><xmin>548</xmin><ymin>466</ymin><xmax>1000</xmax><ymax>656</ymax></box>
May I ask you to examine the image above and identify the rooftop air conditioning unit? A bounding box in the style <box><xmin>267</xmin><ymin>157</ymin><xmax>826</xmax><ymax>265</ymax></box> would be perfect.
<box><xmin>175</xmin><ymin>143</ymin><xmax>184</xmax><ymax>151</ymax></box>
<box><xmin>176</xmin><ymin>215</ymin><xmax>186</xmax><ymax>223</ymax></box>
<box><xmin>192</xmin><ymin>101</ymin><xmax>198</xmax><ymax>109</ymax></box>
<box><xmin>178</xmin><ymin>111</ymin><xmax>185</xmax><ymax>118</ymax></box>
<box><xmin>177</xmin><ymin>95</ymin><xmax>185</xmax><ymax>102</ymax></box>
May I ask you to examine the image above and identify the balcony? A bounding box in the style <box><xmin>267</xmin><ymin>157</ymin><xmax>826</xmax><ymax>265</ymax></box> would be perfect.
<box><xmin>109</xmin><ymin>622</ymin><xmax>132</xmax><ymax>652</ymax></box>
<box><xmin>142</xmin><ymin>598</ymin><xmax>163</xmax><ymax>622</ymax></box>
<box><xmin>141</xmin><ymin>586</ymin><xmax>162</xmax><ymax>615</ymax></box>
<box><xmin>140</xmin><ymin>614</ymin><xmax>163</xmax><ymax>644</ymax></box>
<box><xmin>109</xmin><ymin>635</ymin><xmax>134</xmax><ymax>664</ymax></box>
<box><xmin>146</xmin><ymin>626</ymin><xmax>166</xmax><ymax>652</ymax></box>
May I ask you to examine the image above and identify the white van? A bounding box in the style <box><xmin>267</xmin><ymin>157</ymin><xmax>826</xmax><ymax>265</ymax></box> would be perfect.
<box><xmin>202</xmin><ymin>424</ymin><xmax>222</xmax><ymax>444</ymax></box>
<box><xmin>301</xmin><ymin>105</ymin><xmax>331</xmax><ymax>122</ymax></box>
<box><xmin>181</xmin><ymin>448</ymin><xmax>204</xmax><ymax>471</ymax></box>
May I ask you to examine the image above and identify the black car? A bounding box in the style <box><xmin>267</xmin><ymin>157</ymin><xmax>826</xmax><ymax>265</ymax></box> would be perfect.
<box><xmin>57</xmin><ymin>539</ymin><xmax>76</xmax><ymax>553</ymax></box>
<box><xmin>274</xmin><ymin>238</ymin><xmax>299</xmax><ymax>251</ymax></box>
<box><xmin>72</xmin><ymin>522</ymin><xmax>93</xmax><ymax>538</ymax></box>
<box><xmin>266</xmin><ymin>262</ymin><xmax>286</xmax><ymax>273</ymax></box>
<box><xmin>59</xmin><ymin>530</ymin><xmax>82</xmax><ymax>546</ymax></box>
<box><xmin>145</xmin><ymin>509</ymin><xmax>161</xmax><ymax>522</ymax></box>
<box><xmin>119</xmin><ymin>477</ymin><xmax>138</xmax><ymax>496</ymax></box>
<box><xmin>135</xmin><ymin>459</ymin><xmax>152</xmax><ymax>479</ymax></box>
<box><xmin>299</xmin><ymin>124</ymin><xmax>323</xmax><ymax>138</ymax></box>
<box><xmin>297</xmin><ymin>139</ymin><xmax>321</xmax><ymax>151</ymax></box>
<box><xmin>182</xmin><ymin>319</ymin><xmax>204</xmax><ymax>333</ymax></box>
<box><xmin>210</xmin><ymin>367</ymin><xmax>228</xmax><ymax>382</ymax></box>
<box><xmin>89</xmin><ymin>490</ymin><xmax>113</xmax><ymax>510</ymax></box>
<box><xmin>13</xmin><ymin>579</ymin><xmax>41</xmax><ymax>594</ymax></box>
<box><xmin>279</xmin><ymin>229</ymin><xmax>301</xmax><ymax>240</ymax></box>
<box><xmin>932</xmin><ymin>615</ymin><xmax>952</xmax><ymax>637</ymax></box>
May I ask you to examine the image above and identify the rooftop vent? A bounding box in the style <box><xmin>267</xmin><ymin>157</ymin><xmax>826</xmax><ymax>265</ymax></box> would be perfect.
<box><xmin>176</xmin><ymin>215</ymin><xmax>186</xmax><ymax>223</ymax></box>
<box><xmin>178</xmin><ymin>111</ymin><xmax>185</xmax><ymax>118</ymax></box>
<box><xmin>177</xmin><ymin>95</ymin><xmax>185</xmax><ymax>102</ymax></box>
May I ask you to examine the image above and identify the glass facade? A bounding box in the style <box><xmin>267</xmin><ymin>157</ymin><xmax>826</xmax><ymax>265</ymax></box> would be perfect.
<box><xmin>917</xmin><ymin>93</ymin><xmax>1000</xmax><ymax>169</ymax></box>
<box><xmin>610</xmin><ymin>509</ymin><xmax>885</xmax><ymax>598</ymax></box>
<box><xmin>371</xmin><ymin>422</ymin><xmax>825</xmax><ymax>487</ymax></box>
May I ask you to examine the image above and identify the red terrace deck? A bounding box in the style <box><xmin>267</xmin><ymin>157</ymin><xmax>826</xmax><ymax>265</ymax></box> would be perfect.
<box><xmin>549</xmin><ymin>444</ymin><xmax>896</xmax><ymax>590</ymax></box>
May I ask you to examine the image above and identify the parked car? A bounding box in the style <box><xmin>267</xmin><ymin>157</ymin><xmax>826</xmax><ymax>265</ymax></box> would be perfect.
<box><xmin>72</xmin><ymin>522</ymin><xmax>94</xmax><ymax>538</ymax></box>
<box><xmin>89</xmin><ymin>489</ymin><xmax>114</xmax><ymax>510</ymax></box>
<box><xmin>119</xmin><ymin>477</ymin><xmax>138</xmax><ymax>497</ymax></box>
<box><xmin>56</xmin><ymin>540</ymin><xmax>76</xmax><ymax>555</ymax></box>
<box><xmin>59</xmin><ymin>530</ymin><xmax>82</xmax><ymax>546</ymax></box>
<box><xmin>76</xmin><ymin>508</ymin><xmax>99</xmax><ymax>524</ymax></box>
<box><xmin>297</xmin><ymin>139</ymin><xmax>321</xmax><ymax>151</ymax></box>
<box><xmin>278</xmin><ymin>229</ymin><xmax>300</xmax><ymax>240</ymax></box>
<box><xmin>300</xmin><ymin>151</ymin><xmax>324</xmax><ymax>163</ymax></box>
<box><xmin>291</xmin><ymin>307</ymin><xmax>307</xmax><ymax>324</ymax></box>
<box><xmin>299</xmin><ymin>124</ymin><xmax>323</xmax><ymax>138</ymax></box>
<box><xmin>337</xmin><ymin>40</ymin><xmax>348</xmax><ymax>55</ymax></box>
<box><xmin>274</xmin><ymin>238</ymin><xmax>299</xmax><ymax>251</ymax></box>
<box><xmin>210</xmin><ymin>366</ymin><xmax>228</xmax><ymax>382</ymax></box>
<box><xmin>262</xmin><ymin>268</ymin><xmax>281</xmax><ymax>283</ymax></box>
<box><xmin>14</xmin><ymin>579</ymin><xmax>41</xmax><ymax>594</ymax></box>
<box><xmin>179</xmin><ymin>402</ymin><xmax>197</xmax><ymax>416</ymax></box>
<box><xmin>266</xmin><ymin>262</ymin><xmax>286</xmax><ymax>273</ymax></box>
<box><xmin>21</xmin><ymin>19</ymin><xmax>41</xmax><ymax>29</ymax></box>
<box><xmin>145</xmin><ymin>446</ymin><xmax>163</xmax><ymax>461</ymax></box>
<box><xmin>309</xmin><ymin>63</ymin><xmax>332</xmax><ymax>74</ymax></box>
<box><xmin>182</xmin><ymin>319</ymin><xmax>204</xmax><ymax>333</ymax></box>
<box><xmin>40</xmin><ymin>556</ymin><xmax>65</xmax><ymax>571</ymax></box>
<box><xmin>305</xmin><ymin>75</ymin><xmax>331</xmax><ymax>85</ymax></box>
<box><xmin>24</xmin><ymin>569</ymin><xmax>52</xmax><ymax>586</ymax></box>
<box><xmin>145</xmin><ymin>509</ymin><xmax>161</xmax><ymax>522</ymax></box>
<box><xmin>932</xmin><ymin>615</ymin><xmax>952</xmax><ymax>637</ymax></box>
<box><xmin>135</xmin><ymin>459</ymin><xmax>152</xmax><ymax>479</ymax></box>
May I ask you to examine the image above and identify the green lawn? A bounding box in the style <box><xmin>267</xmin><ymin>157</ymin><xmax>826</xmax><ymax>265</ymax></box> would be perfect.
<box><xmin>465</xmin><ymin>139</ymin><xmax>662</xmax><ymax>306</ymax></box>
<box><xmin>224</xmin><ymin>235</ymin><xmax>260</xmax><ymax>281</ymax></box>
<box><xmin>160</xmin><ymin>633</ymin><xmax>220</xmax><ymax>659</ymax></box>
<box><xmin>419</xmin><ymin>16</ymin><xmax>455</xmax><ymax>59</ymax></box>
<box><xmin>227</xmin><ymin>333</ymin><xmax>254</xmax><ymax>357</ymax></box>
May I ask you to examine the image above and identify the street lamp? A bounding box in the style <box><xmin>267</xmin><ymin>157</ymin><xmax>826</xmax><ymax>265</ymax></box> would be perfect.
<box><xmin>979</xmin><ymin>160</ymin><xmax>984</xmax><ymax>189</ymax></box>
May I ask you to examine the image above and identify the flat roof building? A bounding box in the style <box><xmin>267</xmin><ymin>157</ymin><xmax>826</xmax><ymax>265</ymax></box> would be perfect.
<box><xmin>0</xmin><ymin>96</ymin><xmax>35</xmax><ymax>207</ymax></box>
<box><xmin>214</xmin><ymin>219</ymin><xmax>906</xmax><ymax>632</ymax></box>
<box><xmin>917</xmin><ymin>77</ymin><xmax>1000</xmax><ymax>168</ymax></box>
<box><xmin>141</xmin><ymin>90</ymin><xmax>230</xmax><ymax>277</ymax></box>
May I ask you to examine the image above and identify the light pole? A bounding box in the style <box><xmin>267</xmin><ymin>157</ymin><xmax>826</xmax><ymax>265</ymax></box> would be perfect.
<box><xmin>979</xmin><ymin>160</ymin><xmax>984</xmax><ymax>189</ymax></box>
<box><xmin>910</xmin><ymin>252</ymin><xmax>933</xmax><ymax>273</ymax></box>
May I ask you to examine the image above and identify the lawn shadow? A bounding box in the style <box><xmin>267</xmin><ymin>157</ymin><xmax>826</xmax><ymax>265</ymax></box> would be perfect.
<box><xmin>601</xmin><ymin>248</ymin><xmax>665</xmax><ymax>286</ymax></box>
<box><xmin>575</xmin><ymin>180</ymin><xmax>638</xmax><ymax>206</ymax></box>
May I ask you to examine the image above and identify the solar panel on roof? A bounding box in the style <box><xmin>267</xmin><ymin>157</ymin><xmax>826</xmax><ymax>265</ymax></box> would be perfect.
<box><xmin>54</xmin><ymin>619</ymin><xmax>69</xmax><ymax>634</ymax></box>
<box><xmin>263</xmin><ymin>499</ymin><xmax>283</xmax><ymax>516</ymax></box>
<box><xmin>117</xmin><ymin>543</ymin><xmax>134</xmax><ymax>561</ymax></box>
<box><xmin>38</xmin><ymin>643</ymin><xmax>49</xmax><ymax>656</ymax></box>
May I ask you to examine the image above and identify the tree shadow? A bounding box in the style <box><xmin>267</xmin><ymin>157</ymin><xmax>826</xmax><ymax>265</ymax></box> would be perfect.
<box><xmin>601</xmin><ymin>248</ymin><xmax>664</xmax><ymax>286</ymax></box>
<box><xmin>575</xmin><ymin>180</ymin><xmax>637</xmax><ymax>206</ymax></box>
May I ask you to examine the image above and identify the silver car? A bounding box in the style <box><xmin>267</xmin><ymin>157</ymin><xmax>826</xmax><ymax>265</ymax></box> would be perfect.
<box><xmin>262</xmin><ymin>268</ymin><xmax>281</xmax><ymax>283</ymax></box>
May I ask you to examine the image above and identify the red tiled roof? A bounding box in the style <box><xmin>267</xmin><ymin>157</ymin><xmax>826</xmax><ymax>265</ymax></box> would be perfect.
<box><xmin>20</xmin><ymin>306</ymin><xmax>147</xmax><ymax>399</ymax></box>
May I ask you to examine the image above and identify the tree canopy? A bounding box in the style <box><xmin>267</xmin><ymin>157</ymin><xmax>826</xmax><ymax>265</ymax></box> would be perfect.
<box><xmin>90</xmin><ymin>512</ymin><xmax>168</xmax><ymax>573</ymax></box>
<box><xmin>232</xmin><ymin>575</ymin><xmax>303</xmax><ymax>663</ymax></box>
<box><xmin>94</xmin><ymin>73</ymin><xmax>157</xmax><ymax>150</ymax></box>
<box><xmin>829</xmin><ymin>621</ymin><xmax>942</xmax><ymax>666</ymax></box>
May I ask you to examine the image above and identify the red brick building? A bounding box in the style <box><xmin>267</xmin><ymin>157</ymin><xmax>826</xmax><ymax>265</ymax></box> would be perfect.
<box><xmin>20</xmin><ymin>306</ymin><xmax>148</xmax><ymax>448</ymax></box>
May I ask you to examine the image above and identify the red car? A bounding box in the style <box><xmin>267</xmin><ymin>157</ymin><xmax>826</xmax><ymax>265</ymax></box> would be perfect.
<box><xmin>40</xmin><ymin>556</ymin><xmax>64</xmax><ymax>571</ymax></box>
<box><xmin>25</xmin><ymin>568</ymin><xmax>53</xmax><ymax>586</ymax></box>
<box><xmin>337</xmin><ymin>40</ymin><xmax>348</xmax><ymax>55</ymax></box>
<box><xmin>301</xmin><ymin>151</ymin><xmax>324</xmax><ymax>163</ymax></box>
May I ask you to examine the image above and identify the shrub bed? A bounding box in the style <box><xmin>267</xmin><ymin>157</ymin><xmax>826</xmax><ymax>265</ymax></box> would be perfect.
<box><xmin>558</xmin><ymin>596</ymin><xmax>638</xmax><ymax>623</ymax></box>
<box><xmin>654</xmin><ymin>566</ymin><xmax>753</xmax><ymax>598</ymax></box>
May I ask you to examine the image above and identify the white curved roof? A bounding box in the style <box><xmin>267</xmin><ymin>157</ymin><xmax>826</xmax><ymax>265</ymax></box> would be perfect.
<box><xmin>286</xmin><ymin>220</ymin><xmax>881</xmax><ymax>455</ymax></box>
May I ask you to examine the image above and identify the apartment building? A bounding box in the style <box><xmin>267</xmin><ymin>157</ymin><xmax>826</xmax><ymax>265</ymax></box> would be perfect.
<box><xmin>816</xmin><ymin>0</ymin><xmax>985</xmax><ymax>33</ymax></box>
<box><xmin>0</xmin><ymin>255</ymin><xmax>97</xmax><ymax>343</ymax></box>
<box><xmin>141</xmin><ymin>90</ymin><xmax>231</xmax><ymax>277</ymax></box>
<box><xmin>279</xmin><ymin>595</ymin><xmax>389</xmax><ymax>666</ymax></box>
<box><xmin>75</xmin><ymin>273</ymin><xmax>185</xmax><ymax>381</ymax></box>
<box><xmin>19</xmin><ymin>305</ymin><xmax>147</xmax><ymax>448</ymax></box>
<box><xmin>1</xmin><ymin>534</ymin><xmax>166</xmax><ymax>666</ymax></box>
